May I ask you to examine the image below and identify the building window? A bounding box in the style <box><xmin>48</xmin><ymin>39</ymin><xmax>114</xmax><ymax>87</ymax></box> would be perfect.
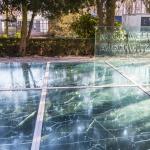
<box><xmin>141</xmin><ymin>17</ymin><xmax>150</xmax><ymax>26</ymax></box>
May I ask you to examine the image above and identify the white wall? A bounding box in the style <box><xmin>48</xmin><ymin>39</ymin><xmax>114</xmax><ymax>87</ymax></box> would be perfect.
<box><xmin>123</xmin><ymin>15</ymin><xmax>141</xmax><ymax>32</ymax></box>
<box><xmin>40</xmin><ymin>20</ymin><xmax>48</xmax><ymax>33</ymax></box>
<box><xmin>0</xmin><ymin>13</ymin><xmax>49</xmax><ymax>36</ymax></box>
<box><xmin>17</xmin><ymin>12</ymin><xmax>49</xmax><ymax>34</ymax></box>
<box><xmin>123</xmin><ymin>14</ymin><xmax>150</xmax><ymax>32</ymax></box>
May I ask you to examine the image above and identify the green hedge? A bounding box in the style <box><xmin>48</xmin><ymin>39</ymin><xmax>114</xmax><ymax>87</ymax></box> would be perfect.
<box><xmin>0</xmin><ymin>38</ymin><xmax>20</xmax><ymax>57</ymax></box>
<box><xmin>0</xmin><ymin>38</ymin><xmax>94</xmax><ymax>57</ymax></box>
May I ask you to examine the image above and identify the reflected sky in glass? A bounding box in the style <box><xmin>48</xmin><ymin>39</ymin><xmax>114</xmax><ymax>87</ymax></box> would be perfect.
<box><xmin>0</xmin><ymin>63</ymin><xmax>46</xmax><ymax>88</ymax></box>
<box><xmin>110</xmin><ymin>60</ymin><xmax>150</xmax><ymax>85</ymax></box>
<box><xmin>48</xmin><ymin>62</ymin><xmax>131</xmax><ymax>87</ymax></box>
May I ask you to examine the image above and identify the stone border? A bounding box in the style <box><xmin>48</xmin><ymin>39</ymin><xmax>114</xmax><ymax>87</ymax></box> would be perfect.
<box><xmin>0</xmin><ymin>56</ymin><xmax>149</xmax><ymax>63</ymax></box>
<box><xmin>0</xmin><ymin>56</ymin><xmax>94</xmax><ymax>63</ymax></box>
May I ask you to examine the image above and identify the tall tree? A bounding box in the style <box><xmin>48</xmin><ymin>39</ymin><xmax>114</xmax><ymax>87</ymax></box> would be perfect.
<box><xmin>1</xmin><ymin>0</ymin><xmax>94</xmax><ymax>55</ymax></box>
<box><xmin>143</xmin><ymin>0</ymin><xmax>150</xmax><ymax>13</ymax></box>
<box><xmin>105</xmin><ymin>0</ymin><xmax>116</xmax><ymax>26</ymax></box>
<box><xmin>96</xmin><ymin>0</ymin><xmax>105</xmax><ymax>26</ymax></box>
<box><xmin>0</xmin><ymin>0</ymin><xmax>10</xmax><ymax>36</ymax></box>
<box><xmin>95</xmin><ymin>0</ymin><xmax>117</xmax><ymax>27</ymax></box>
<box><xmin>22</xmin><ymin>0</ymin><xmax>94</xmax><ymax>55</ymax></box>
<box><xmin>27</xmin><ymin>0</ymin><xmax>44</xmax><ymax>41</ymax></box>
<box><xmin>5</xmin><ymin>0</ymin><xmax>9</xmax><ymax>36</ymax></box>
<box><xmin>19</xmin><ymin>0</ymin><xmax>27</xmax><ymax>55</ymax></box>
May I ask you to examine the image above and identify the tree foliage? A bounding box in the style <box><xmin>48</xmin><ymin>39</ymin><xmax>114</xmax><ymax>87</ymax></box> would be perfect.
<box><xmin>143</xmin><ymin>0</ymin><xmax>150</xmax><ymax>13</ymax></box>
<box><xmin>71</xmin><ymin>13</ymin><xmax>98</xmax><ymax>38</ymax></box>
<box><xmin>0</xmin><ymin>0</ymin><xmax>94</xmax><ymax>55</ymax></box>
<box><xmin>96</xmin><ymin>0</ymin><xmax>117</xmax><ymax>27</ymax></box>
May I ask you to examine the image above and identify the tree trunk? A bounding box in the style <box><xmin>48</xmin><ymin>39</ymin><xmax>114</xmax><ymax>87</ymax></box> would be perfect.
<box><xmin>105</xmin><ymin>0</ymin><xmax>116</xmax><ymax>27</ymax></box>
<box><xmin>143</xmin><ymin>0</ymin><xmax>150</xmax><ymax>13</ymax></box>
<box><xmin>96</xmin><ymin>0</ymin><xmax>104</xmax><ymax>26</ymax></box>
<box><xmin>5</xmin><ymin>10</ymin><xmax>9</xmax><ymax>36</ymax></box>
<box><xmin>26</xmin><ymin>11</ymin><xmax>36</xmax><ymax>42</ymax></box>
<box><xmin>19</xmin><ymin>1</ymin><xmax>28</xmax><ymax>56</ymax></box>
<box><xmin>22</xmin><ymin>63</ymin><xmax>30</xmax><ymax>88</ymax></box>
<box><xmin>5</xmin><ymin>0</ymin><xmax>9</xmax><ymax>36</ymax></box>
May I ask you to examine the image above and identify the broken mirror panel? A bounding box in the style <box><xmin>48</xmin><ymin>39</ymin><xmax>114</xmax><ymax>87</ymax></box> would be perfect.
<box><xmin>48</xmin><ymin>62</ymin><xmax>131</xmax><ymax>87</ymax></box>
<box><xmin>40</xmin><ymin>87</ymin><xmax>150</xmax><ymax>150</ymax></box>
<box><xmin>110</xmin><ymin>60</ymin><xmax>150</xmax><ymax>85</ymax></box>
<box><xmin>0</xmin><ymin>90</ymin><xmax>41</xmax><ymax>150</ymax></box>
<box><xmin>0</xmin><ymin>63</ymin><xmax>46</xmax><ymax>88</ymax></box>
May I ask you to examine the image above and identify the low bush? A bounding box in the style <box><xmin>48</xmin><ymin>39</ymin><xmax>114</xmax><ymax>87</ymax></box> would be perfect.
<box><xmin>0</xmin><ymin>38</ymin><xmax>20</xmax><ymax>57</ymax></box>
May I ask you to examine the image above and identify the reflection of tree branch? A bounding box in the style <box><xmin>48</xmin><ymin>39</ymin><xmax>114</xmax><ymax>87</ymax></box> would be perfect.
<box><xmin>94</xmin><ymin>119</ymin><xmax>115</xmax><ymax>138</ymax></box>
<box><xmin>21</xmin><ymin>63</ymin><xmax>37</xmax><ymax>88</ymax></box>
<box><xmin>22</xmin><ymin>63</ymin><xmax>30</xmax><ymax>88</ymax></box>
<box><xmin>17</xmin><ymin>111</ymin><xmax>37</xmax><ymax>130</ymax></box>
<box><xmin>10</xmin><ymin>64</ymin><xmax>14</xmax><ymax>88</ymax></box>
<box><xmin>28</xmin><ymin>67</ymin><xmax>36</xmax><ymax>88</ymax></box>
<box><xmin>88</xmin><ymin>143</ymin><xmax>105</xmax><ymax>150</ymax></box>
<box><xmin>86</xmin><ymin>120</ymin><xmax>95</xmax><ymax>132</ymax></box>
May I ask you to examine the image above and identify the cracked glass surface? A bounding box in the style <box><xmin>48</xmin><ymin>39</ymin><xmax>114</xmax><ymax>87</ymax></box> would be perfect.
<box><xmin>0</xmin><ymin>60</ymin><xmax>150</xmax><ymax>150</ymax></box>
<box><xmin>110</xmin><ymin>60</ymin><xmax>150</xmax><ymax>85</ymax></box>
<box><xmin>40</xmin><ymin>87</ymin><xmax>150</xmax><ymax>150</ymax></box>
<box><xmin>48</xmin><ymin>62</ymin><xmax>131</xmax><ymax>87</ymax></box>
<box><xmin>0</xmin><ymin>90</ymin><xmax>41</xmax><ymax>150</ymax></box>
<box><xmin>0</xmin><ymin>63</ymin><xmax>46</xmax><ymax>88</ymax></box>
